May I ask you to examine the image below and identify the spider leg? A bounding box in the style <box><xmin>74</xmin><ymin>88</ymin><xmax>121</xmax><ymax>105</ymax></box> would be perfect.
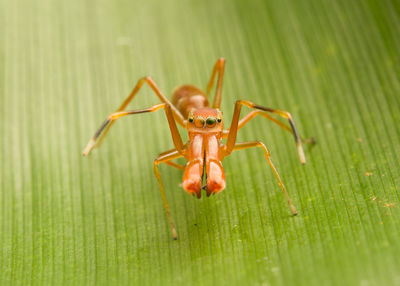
<box><xmin>232</xmin><ymin>141</ymin><xmax>297</xmax><ymax>216</ymax></box>
<box><xmin>164</xmin><ymin>161</ymin><xmax>185</xmax><ymax>170</ymax></box>
<box><xmin>223</xmin><ymin>100</ymin><xmax>307</xmax><ymax>164</ymax></box>
<box><xmin>82</xmin><ymin>103</ymin><xmax>185</xmax><ymax>156</ymax></box>
<box><xmin>206</xmin><ymin>58</ymin><xmax>226</xmax><ymax>108</ymax></box>
<box><xmin>222</xmin><ymin>110</ymin><xmax>315</xmax><ymax>144</ymax></box>
<box><xmin>158</xmin><ymin>148</ymin><xmax>186</xmax><ymax>170</ymax></box>
<box><xmin>91</xmin><ymin>77</ymin><xmax>186</xmax><ymax>150</ymax></box>
<box><xmin>154</xmin><ymin>149</ymin><xmax>185</xmax><ymax>239</ymax></box>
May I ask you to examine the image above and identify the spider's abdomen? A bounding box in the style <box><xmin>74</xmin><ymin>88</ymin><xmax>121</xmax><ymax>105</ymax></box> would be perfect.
<box><xmin>171</xmin><ymin>85</ymin><xmax>209</xmax><ymax>119</ymax></box>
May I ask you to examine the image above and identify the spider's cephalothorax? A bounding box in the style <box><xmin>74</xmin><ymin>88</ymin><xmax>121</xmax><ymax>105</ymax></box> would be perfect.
<box><xmin>83</xmin><ymin>58</ymin><xmax>314</xmax><ymax>239</ymax></box>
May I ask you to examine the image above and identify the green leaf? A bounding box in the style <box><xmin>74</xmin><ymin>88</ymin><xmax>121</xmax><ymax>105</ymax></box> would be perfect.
<box><xmin>1</xmin><ymin>0</ymin><xmax>400</xmax><ymax>285</ymax></box>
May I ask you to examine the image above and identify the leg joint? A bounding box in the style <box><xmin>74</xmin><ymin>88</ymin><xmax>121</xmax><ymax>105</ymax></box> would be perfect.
<box><xmin>236</xmin><ymin>99</ymin><xmax>254</xmax><ymax>108</ymax></box>
<box><xmin>254</xmin><ymin>140</ymin><xmax>270</xmax><ymax>156</ymax></box>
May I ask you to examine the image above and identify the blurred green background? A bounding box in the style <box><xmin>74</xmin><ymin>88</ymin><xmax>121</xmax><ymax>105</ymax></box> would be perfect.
<box><xmin>1</xmin><ymin>0</ymin><xmax>400</xmax><ymax>285</ymax></box>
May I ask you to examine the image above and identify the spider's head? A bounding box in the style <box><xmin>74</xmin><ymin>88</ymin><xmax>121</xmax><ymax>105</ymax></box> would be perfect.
<box><xmin>187</xmin><ymin>108</ymin><xmax>223</xmax><ymax>133</ymax></box>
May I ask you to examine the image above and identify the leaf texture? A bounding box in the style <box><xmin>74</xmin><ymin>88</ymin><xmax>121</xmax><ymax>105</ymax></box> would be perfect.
<box><xmin>1</xmin><ymin>0</ymin><xmax>400</xmax><ymax>285</ymax></box>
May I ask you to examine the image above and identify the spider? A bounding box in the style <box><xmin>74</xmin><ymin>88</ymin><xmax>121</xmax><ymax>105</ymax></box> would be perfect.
<box><xmin>82</xmin><ymin>58</ymin><xmax>314</xmax><ymax>239</ymax></box>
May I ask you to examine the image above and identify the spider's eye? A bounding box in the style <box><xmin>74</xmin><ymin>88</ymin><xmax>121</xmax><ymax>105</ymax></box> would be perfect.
<box><xmin>194</xmin><ymin>117</ymin><xmax>205</xmax><ymax>128</ymax></box>
<box><xmin>217</xmin><ymin>118</ymin><xmax>222</xmax><ymax>123</ymax></box>
<box><xmin>188</xmin><ymin>117</ymin><xmax>194</xmax><ymax>123</ymax></box>
<box><xmin>206</xmin><ymin>117</ymin><xmax>216</xmax><ymax>127</ymax></box>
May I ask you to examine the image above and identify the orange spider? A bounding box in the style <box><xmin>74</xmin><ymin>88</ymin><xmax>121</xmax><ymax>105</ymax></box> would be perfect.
<box><xmin>83</xmin><ymin>58</ymin><xmax>313</xmax><ymax>239</ymax></box>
